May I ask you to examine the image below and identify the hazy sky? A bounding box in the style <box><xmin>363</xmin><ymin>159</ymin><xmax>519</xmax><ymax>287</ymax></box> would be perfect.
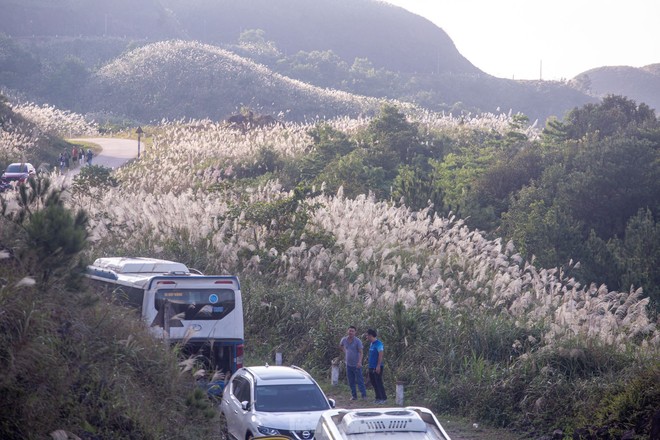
<box><xmin>381</xmin><ymin>0</ymin><xmax>660</xmax><ymax>80</ymax></box>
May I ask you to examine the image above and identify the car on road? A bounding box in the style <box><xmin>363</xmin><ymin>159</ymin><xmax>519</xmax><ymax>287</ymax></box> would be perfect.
<box><xmin>221</xmin><ymin>365</ymin><xmax>335</xmax><ymax>440</ymax></box>
<box><xmin>2</xmin><ymin>162</ymin><xmax>36</xmax><ymax>184</ymax></box>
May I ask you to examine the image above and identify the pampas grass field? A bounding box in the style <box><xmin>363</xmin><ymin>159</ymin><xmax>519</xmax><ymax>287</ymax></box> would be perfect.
<box><xmin>1</xmin><ymin>101</ymin><xmax>658</xmax><ymax>438</ymax></box>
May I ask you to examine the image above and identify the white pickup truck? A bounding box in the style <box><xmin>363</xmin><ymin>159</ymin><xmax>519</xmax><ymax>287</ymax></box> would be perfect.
<box><xmin>314</xmin><ymin>406</ymin><xmax>452</xmax><ymax>440</ymax></box>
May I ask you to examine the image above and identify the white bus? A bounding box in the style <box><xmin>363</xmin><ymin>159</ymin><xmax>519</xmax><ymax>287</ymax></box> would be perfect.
<box><xmin>85</xmin><ymin>257</ymin><xmax>244</xmax><ymax>375</ymax></box>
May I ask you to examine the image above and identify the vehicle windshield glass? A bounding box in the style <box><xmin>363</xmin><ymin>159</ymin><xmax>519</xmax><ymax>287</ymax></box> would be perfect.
<box><xmin>6</xmin><ymin>164</ymin><xmax>27</xmax><ymax>173</ymax></box>
<box><xmin>255</xmin><ymin>384</ymin><xmax>330</xmax><ymax>412</ymax></box>
<box><xmin>155</xmin><ymin>288</ymin><xmax>235</xmax><ymax>320</ymax></box>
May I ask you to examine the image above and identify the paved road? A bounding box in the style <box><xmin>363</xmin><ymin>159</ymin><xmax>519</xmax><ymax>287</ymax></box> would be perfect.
<box><xmin>67</xmin><ymin>137</ymin><xmax>139</xmax><ymax>179</ymax></box>
<box><xmin>2</xmin><ymin>138</ymin><xmax>138</xmax><ymax>209</ymax></box>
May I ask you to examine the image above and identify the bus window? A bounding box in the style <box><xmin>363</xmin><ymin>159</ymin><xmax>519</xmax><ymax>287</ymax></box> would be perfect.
<box><xmin>154</xmin><ymin>288</ymin><xmax>235</xmax><ymax>321</ymax></box>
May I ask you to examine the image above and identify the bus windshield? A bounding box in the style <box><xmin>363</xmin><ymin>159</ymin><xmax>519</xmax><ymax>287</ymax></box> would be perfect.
<box><xmin>155</xmin><ymin>288</ymin><xmax>235</xmax><ymax>320</ymax></box>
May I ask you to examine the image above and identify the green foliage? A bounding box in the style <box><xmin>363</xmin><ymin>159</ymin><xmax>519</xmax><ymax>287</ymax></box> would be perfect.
<box><xmin>0</xmin><ymin>279</ymin><xmax>222</xmax><ymax>439</ymax></box>
<box><xmin>545</xmin><ymin>95</ymin><xmax>657</xmax><ymax>141</ymax></box>
<box><xmin>231</xmin><ymin>146</ymin><xmax>286</xmax><ymax>179</ymax></box>
<box><xmin>465</xmin><ymin>147</ymin><xmax>543</xmax><ymax>230</ymax></box>
<box><xmin>224</xmin><ymin>185</ymin><xmax>335</xmax><ymax>275</ymax></box>
<box><xmin>587</xmin><ymin>363</ymin><xmax>660</xmax><ymax>438</ymax></box>
<box><xmin>279</xmin><ymin>49</ymin><xmax>349</xmax><ymax>87</ymax></box>
<box><xmin>241</xmin><ymin>277</ymin><xmax>357</xmax><ymax>371</ymax></box>
<box><xmin>306</xmin><ymin>105</ymin><xmax>442</xmax><ymax>202</ymax></box>
<box><xmin>499</xmin><ymin>97</ymin><xmax>660</xmax><ymax>298</ymax></box>
<box><xmin>0</xmin><ymin>182</ymin><xmax>222</xmax><ymax>439</ymax></box>
<box><xmin>2</xmin><ymin>176</ymin><xmax>88</xmax><ymax>285</ymax></box>
<box><xmin>391</xmin><ymin>164</ymin><xmax>442</xmax><ymax>211</ymax></box>
<box><xmin>501</xmin><ymin>185</ymin><xmax>585</xmax><ymax>269</ymax></box>
<box><xmin>71</xmin><ymin>164</ymin><xmax>119</xmax><ymax>200</ymax></box>
<box><xmin>298</xmin><ymin>123</ymin><xmax>356</xmax><ymax>182</ymax></box>
<box><xmin>551</xmin><ymin>135</ymin><xmax>659</xmax><ymax>240</ymax></box>
<box><xmin>586</xmin><ymin>209</ymin><xmax>660</xmax><ymax>308</ymax></box>
<box><xmin>236</xmin><ymin>29</ymin><xmax>281</xmax><ymax>60</ymax></box>
<box><xmin>42</xmin><ymin>56</ymin><xmax>90</xmax><ymax>110</ymax></box>
<box><xmin>315</xmin><ymin>149</ymin><xmax>387</xmax><ymax>198</ymax></box>
<box><xmin>365</xmin><ymin>105</ymin><xmax>420</xmax><ymax>165</ymax></box>
<box><xmin>0</xmin><ymin>34</ymin><xmax>41</xmax><ymax>89</ymax></box>
<box><xmin>429</xmin><ymin>148</ymin><xmax>494</xmax><ymax>215</ymax></box>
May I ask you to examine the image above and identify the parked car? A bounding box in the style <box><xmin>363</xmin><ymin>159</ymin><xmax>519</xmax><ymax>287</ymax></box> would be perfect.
<box><xmin>1</xmin><ymin>162</ymin><xmax>36</xmax><ymax>184</ymax></box>
<box><xmin>220</xmin><ymin>365</ymin><xmax>335</xmax><ymax>440</ymax></box>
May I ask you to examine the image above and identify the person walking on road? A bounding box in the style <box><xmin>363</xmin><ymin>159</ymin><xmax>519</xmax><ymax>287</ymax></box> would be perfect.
<box><xmin>366</xmin><ymin>328</ymin><xmax>387</xmax><ymax>404</ymax></box>
<box><xmin>86</xmin><ymin>148</ymin><xmax>93</xmax><ymax>166</ymax></box>
<box><xmin>340</xmin><ymin>325</ymin><xmax>367</xmax><ymax>401</ymax></box>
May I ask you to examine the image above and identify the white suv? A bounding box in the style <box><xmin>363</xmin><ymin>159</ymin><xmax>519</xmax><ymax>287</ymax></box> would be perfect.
<box><xmin>220</xmin><ymin>365</ymin><xmax>335</xmax><ymax>440</ymax></box>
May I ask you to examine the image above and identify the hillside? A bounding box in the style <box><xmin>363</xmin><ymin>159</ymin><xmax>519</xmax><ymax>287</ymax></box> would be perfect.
<box><xmin>574</xmin><ymin>64</ymin><xmax>660</xmax><ymax>111</ymax></box>
<box><xmin>1</xmin><ymin>95</ymin><xmax>659</xmax><ymax>439</ymax></box>
<box><xmin>0</xmin><ymin>0</ymin><xmax>480</xmax><ymax>77</ymax></box>
<box><xmin>84</xmin><ymin>40</ymin><xmax>385</xmax><ymax>122</ymax></box>
<box><xmin>0</xmin><ymin>0</ymin><xmax>182</xmax><ymax>40</ymax></box>
<box><xmin>0</xmin><ymin>0</ymin><xmax>659</xmax><ymax>125</ymax></box>
<box><xmin>161</xmin><ymin>0</ymin><xmax>481</xmax><ymax>76</ymax></box>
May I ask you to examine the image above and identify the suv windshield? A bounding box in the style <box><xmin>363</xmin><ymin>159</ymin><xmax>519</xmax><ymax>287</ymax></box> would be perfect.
<box><xmin>255</xmin><ymin>383</ymin><xmax>330</xmax><ymax>412</ymax></box>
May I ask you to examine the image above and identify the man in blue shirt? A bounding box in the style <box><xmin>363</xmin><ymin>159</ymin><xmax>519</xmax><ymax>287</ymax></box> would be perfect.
<box><xmin>339</xmin><ymin>325</ymin><xmax>367</xmax><ymax>400</ymax></box>
<box><xmin>367</xmin><ymin>328</ymin><xmax>387</xmax><ymax>404</ymax></box>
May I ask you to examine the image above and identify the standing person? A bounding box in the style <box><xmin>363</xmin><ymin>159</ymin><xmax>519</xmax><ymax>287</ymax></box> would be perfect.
<box><xmin>71</xmin><ymin>146</ymin><xmax>78</xmax><ymax>166</ymax></box>
<box><xmin>339</xmin><ymin>325</ymin><xmax>367</xmax><ymax>401</ymax></box>
<box><xmin>366</xmin><ymin>328</ymin><xmax>387</xmax><ymax>404</ymax></box>
<box><xmin>86</xmin><ymin>148</ymin><xmax>93</xmax><ymax>166</ymax></box>
<box><xmin>78</xmin><ymin>147</ymin><xmax>84</xmax><ymax>164</ymax></box>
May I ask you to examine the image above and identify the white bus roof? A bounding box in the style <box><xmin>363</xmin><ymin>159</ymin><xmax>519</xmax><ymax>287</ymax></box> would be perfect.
<box><xmin>91</xmin><ymin>257</ymin><xmax>190</xmax><ymax>274</ymax></box>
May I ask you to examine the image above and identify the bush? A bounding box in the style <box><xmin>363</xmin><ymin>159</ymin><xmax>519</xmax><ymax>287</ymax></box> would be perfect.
<box><xmin>0</xmin><ymin>182</ymin><xmax>223</xmax><ymax>439</ymax></box>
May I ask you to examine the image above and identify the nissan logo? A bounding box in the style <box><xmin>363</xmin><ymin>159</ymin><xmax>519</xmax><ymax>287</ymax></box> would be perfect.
<box><xmin>301</xmin><ymin>431</ymin><xmax>311</xmax><ymax>439</ymax></box>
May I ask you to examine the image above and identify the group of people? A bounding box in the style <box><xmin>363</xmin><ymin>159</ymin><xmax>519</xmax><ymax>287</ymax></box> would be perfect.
<box><xmin>339</xmin><ymin>326</ymin><xmax>387</xmax><ymax>404</ymax></box>
<box><xmin>60</xmin><ymin>146</ymin><xmax>94</xmax><ymax>169</ymax></box>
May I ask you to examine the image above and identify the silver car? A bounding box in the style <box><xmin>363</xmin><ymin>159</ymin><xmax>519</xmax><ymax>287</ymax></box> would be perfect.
<box><xmin>221</xmin><ymin>365</ymin><xmax>335</xmax><ymax>440</ymax></box>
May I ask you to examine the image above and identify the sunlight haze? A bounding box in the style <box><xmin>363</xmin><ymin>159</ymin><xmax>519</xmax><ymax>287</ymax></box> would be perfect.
<box><xmin>381</xmin><ymin>0</ymin><xmax>660</xmax><ymax>80</ymax></box>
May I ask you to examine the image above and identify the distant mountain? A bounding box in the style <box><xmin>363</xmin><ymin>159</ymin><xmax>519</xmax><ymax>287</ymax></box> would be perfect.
<box><xmin>1</xmin><ymin>0</ymin><xmax>480</xmax><ymax>77</ymax></box>
<box><xmin>573</xmin><ymin>64</ymin><xmax>660</xmax><ymax>112</ymax></box>
<box><xmin>84</xmin><ymin>40</ymin><xmax>385</xmax><ymax>122</ymax></box>
<box><xmin>0</xmin><ymin>0</ymin><xmax>182</xmax><ymax>39</ymax></box>
<box><xmin>161</xmin><ymin>0</ymin><xmax>481</xmax><ymax>76</ymax></box>
<box><xmin>0</xmin><ymin>0</ymin><xmax>618</xmax><ymax>124</ymax></box>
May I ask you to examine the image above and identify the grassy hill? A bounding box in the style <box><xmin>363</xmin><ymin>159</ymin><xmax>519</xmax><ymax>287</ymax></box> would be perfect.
<box><xmin>84</xmin><ymin>40</ymin><xmax>386</xmax><ymax>122</ymax></box>
<box><xmin>575</xmin><ymin>64</ymin><xmax>660</xmax><ymax>112</ymax></box>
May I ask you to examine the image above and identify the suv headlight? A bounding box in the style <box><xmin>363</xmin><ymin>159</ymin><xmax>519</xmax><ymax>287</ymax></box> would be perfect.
<box><xmin>257</xmin><ymin>426</ymin><xmax>281</xmax><ymax>435</ymax></box>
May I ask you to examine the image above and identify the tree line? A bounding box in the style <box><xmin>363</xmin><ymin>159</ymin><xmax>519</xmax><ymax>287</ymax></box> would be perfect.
<box><xmin>238</xmin><ymin>96</ymin><xmax>660</xmax><ymax>308</ymax></box>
